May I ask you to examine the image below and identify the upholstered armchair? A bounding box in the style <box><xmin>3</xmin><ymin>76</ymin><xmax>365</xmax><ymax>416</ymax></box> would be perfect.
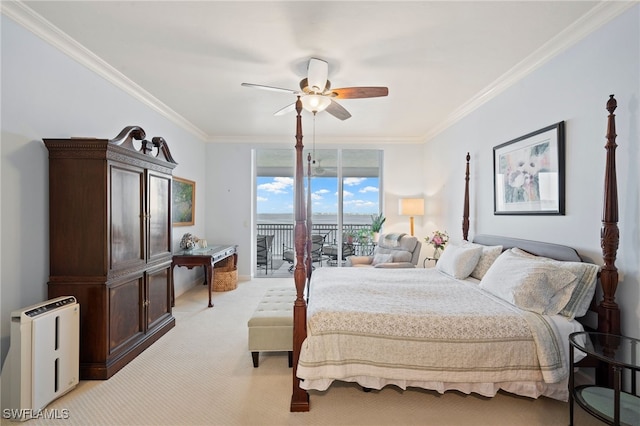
<box><xmin>347</xmin><ymin>233</ymin><xmax>421</xmax><ymax>268</ymax></box>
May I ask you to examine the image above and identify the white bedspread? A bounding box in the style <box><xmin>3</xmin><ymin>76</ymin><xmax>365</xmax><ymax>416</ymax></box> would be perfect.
<box><xmin>297</xmin><ymin>267</ymin><xmax>582</xmax><ymax>401</ymax></box>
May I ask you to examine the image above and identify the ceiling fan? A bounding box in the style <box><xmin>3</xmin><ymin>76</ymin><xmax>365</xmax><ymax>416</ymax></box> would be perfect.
<box><xmin>241</xmin><ymin>58</ymin><xmax>388</xmax><ymax>120</ymax></box>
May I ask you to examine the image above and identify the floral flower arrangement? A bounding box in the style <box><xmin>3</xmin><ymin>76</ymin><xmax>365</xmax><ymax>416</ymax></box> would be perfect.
<box><xmin>179</xmin><ymin>233</ymin><xmax>200</xmax><ymax>250</ymax></box>
<box><xmin>425</xmin><ymin>230</ymin><xmax>449</xmax><ymax>251</ymax></box>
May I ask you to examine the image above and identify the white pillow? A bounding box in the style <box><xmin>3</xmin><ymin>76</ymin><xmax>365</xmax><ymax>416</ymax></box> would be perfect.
<box><xmin>479</xmin><ymin>250</ymin><xmax>577</xmax><ymax>315</ymax></box>
<box><xmin>435</xmin><ymin>241</ymin><xmax>483</xmax><ymax>279</ymax></box>
<box><xmin>509</xmin><ymin>247</ymin><xmax>599</xmax><ymax>319</ymax></box>
<box><xmin>470</xmin><ymin>244</ymin><xmax>503</xmax><ymax>280</ymax></box>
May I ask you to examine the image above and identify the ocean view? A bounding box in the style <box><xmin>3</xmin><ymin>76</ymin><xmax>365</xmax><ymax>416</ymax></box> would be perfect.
<box><xmin>258</xmin><ymin>213</ymin><xmax>373</xmax><ymax>225</ymax></box>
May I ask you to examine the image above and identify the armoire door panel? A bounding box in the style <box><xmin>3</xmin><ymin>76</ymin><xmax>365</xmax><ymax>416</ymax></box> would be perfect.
<box><xmin>109</xmin><ymin>277</ymin><xmax>144</xmax><ymax>354</ymax></box>
<box><xmin>146</xmin><ymin>266</ymin><xmax>171</xmax><ymax>330</ymax></box>
<box><xmin>147</xmin><ymin>172</ymin><xmax>172</xmax><ymax>261</ymax></box>
<box><xmin>110</xmin><ymin>165</ymin><xmax>145</xmax><ymax>270</ymax></box>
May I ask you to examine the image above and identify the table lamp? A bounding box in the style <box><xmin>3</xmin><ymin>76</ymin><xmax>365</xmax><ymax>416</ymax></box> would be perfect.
<box><xmin>399</xmin><ymin>198</ymin><xmax>424</xmax><ymax>236</ymax></box>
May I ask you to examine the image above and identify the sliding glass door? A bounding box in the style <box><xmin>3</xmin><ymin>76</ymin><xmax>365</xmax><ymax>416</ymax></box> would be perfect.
<box><xmin>255</xmin><ymin>148</ymin><xmax>382</xmax><ymax>275</ymax></box>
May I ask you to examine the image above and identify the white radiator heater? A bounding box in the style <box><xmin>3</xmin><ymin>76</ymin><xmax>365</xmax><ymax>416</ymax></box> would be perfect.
<box><xmin>2</xmin><ymin>296</ymin><xmax>79</xmax><ymax>421</ymax></box>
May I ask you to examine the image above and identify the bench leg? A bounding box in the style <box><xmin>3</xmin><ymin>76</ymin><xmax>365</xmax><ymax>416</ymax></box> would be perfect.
<box><xmin>288</xmin><ymin>351</ymin><xmax>293</xmax><ymax>368</ymax></box>
<box><xmin>252</xmin><ymin>351</ymin><xmax>259</xmax><ymax>368</ymax></box>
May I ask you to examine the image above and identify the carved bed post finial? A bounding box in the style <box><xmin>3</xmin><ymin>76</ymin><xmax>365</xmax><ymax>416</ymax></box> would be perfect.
<box><xmin>599</xmin><ymin>94</ymin><xmax>621</xmax><ymax>336</ymax></box>
<box><xmin>462</xmin><ymin>153</ymin><xmax>471</xmax><ymax>241</ymax></box>
<box><xmin>291</xmin><ymin>96</ymin><xmax>310</xmax><ymax>412</ymax></box>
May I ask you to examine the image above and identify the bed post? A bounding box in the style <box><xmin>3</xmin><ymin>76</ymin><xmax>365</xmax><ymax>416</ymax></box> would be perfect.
<box><xmin>598</xmin><ymin>94</ymin><xmax>621</xmax><ymax>337</ymax></box>
<box><xmin>291</xmin><ymin>97</ymin><xmax>310</xmax><ymax>411</ymax></box>
<box><xmin>462</xmin><ymin>152</ymin><xmax>470</xmax><ymax>241</ymax></box>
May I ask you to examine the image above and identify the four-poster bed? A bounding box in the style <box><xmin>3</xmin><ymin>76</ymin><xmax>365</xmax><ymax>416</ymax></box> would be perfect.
<box><xmin>289</xmin><ymin>95</ymin><xmax>622</xmax><ymax>412</ymax></box>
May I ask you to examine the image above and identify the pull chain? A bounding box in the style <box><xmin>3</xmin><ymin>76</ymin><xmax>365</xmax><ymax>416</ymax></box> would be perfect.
<box><xmin>312</xmin><ymin>111</ymin><xmax>317</xmax><ymax>165</ymax></box>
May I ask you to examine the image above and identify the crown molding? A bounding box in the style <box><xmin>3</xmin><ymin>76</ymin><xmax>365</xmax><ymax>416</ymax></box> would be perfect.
<box><xmin>208</xmin><ymin>134</ymin><xmax>425</xmax><ymax>145</ymax></box>
<box><xmin>3</xmin><ymin>1</ymin><xmax>635</xmax><ymax>145</ymax></box>
<box><xmin>2</xmin><ymin>1</ymin><xmax>209</xmax><ymax>141</ymax></box>
<box><xmin>422</xmin><ymin>1</ymin><xmax>637</xmax><ymax>143</ymax></box>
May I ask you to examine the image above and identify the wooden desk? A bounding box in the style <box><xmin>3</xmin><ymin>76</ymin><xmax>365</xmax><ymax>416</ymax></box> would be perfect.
<box><xmin>171</xmin><ymin>244</ymin><xmax>238</xmax><ymax>308</ymax></box>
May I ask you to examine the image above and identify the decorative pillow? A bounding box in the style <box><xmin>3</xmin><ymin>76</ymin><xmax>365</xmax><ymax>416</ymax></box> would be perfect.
<box><xmin>510</xmin><ymin>248</ymin><xmax>599</xmax><ymax>319</ymax></box>
<box><xmin>371</xmin><ymin>253</ymin><xmax>393</xmax><ymax>266</ymax></box>
<box><xmin>469</xmin><ymin>244</ymin><xmax>503</xmax><ymax>280</ymax></box>
<box><xmin>479</xmin><ymin>250</ymin><xmax>577</xmax><ymax>315</ymax></box>
<box><xmin>435</xmin><ymin>242</ymin><xmax>483</xmax><ymax>279</ymax></box>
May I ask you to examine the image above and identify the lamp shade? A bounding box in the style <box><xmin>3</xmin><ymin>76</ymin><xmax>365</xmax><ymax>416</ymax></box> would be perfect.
<box><xmin>399</xmin><ymin>198</ymin><xmax>424</xmax><ymax>216</ymax></box>
<box><xmin>301</xmin><ymin>94</ymin><xmax>331</xmax><ymax>113</ymax></box>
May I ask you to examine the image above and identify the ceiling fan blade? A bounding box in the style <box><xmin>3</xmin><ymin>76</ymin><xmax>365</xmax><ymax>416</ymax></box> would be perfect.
<box><xmin>326</xmin><ymin>99</ymin><xmax>352</xmax><ymax>121</ymax></box>
<box><xmin>241</xmin><ymin>82</ymin><xmax>300</xmax><ymax>95</ymax></box>
<box><xmin>331</xmin><ymin>87</ymin><xmax>389</xmax><ymax>99</ymax></box>
<box><xmin>273</xmin><ymin>102</ymin><xmax>296</xmax><ymax>116</ymax></box>
<box><xmin>307</xmin><ymin>58</ymin><xmax>328</xmax><ymax>93</ymax></box>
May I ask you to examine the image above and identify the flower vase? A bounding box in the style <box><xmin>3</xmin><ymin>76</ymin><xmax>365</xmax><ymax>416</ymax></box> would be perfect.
<box><xmin>433</xmin><ymin>248</ymin><xmax>441</xmax><ymax>260</ymax></box>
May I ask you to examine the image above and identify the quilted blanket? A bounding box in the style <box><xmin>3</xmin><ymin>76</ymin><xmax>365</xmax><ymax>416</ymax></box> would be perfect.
<box><xmin>297</xmin><ymin>267</ymin><xmax>570</xmax><ymax>398</ymax></box>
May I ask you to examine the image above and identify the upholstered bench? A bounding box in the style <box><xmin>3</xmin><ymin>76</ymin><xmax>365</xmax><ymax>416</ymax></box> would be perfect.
<box><xmin>247</xmin><ymin>286</ymin><xmax>295</xmax><ymax>368</ymax></box>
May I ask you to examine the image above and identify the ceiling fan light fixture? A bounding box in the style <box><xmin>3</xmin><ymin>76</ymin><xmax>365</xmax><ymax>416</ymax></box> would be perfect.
<box><xmin>301</xmin><ymin>94</ymin><xmax>331</xmax><ymax>113</ymax></box>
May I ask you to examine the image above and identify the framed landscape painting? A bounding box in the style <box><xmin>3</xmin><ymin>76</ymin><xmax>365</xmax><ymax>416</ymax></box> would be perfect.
<box><xmin>493</xmin><ymin>121</ymin><xmax>565</xmax><ymax>215</ymax></box>
<box><xmin>172</xmin><ymin>177</ymin><xmax>195</xmax><ymax>226</ymax></box>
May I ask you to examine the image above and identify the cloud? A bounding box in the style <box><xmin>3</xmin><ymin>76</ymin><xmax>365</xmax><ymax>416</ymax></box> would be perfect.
<box><xmin>257</xmin><ymin>196</ymin><xmax>268</xmax><ymax>202</ymax></box>
<box><xmin>359</xmin><ymin>186</ymin><xmax>378</xmax><ymax>193</ymax></box>
<box><xmin>342</xmin><ymin>190</ymin><xmax>354</xmax><ymax>198</ymax></box>
<box><xmin>258</xmin><ymin>176</ymin><xmax>294</xmax><ymax>194</ymax></box>
<box><xmin>344</xmin><ymin>177</ymin><xmax>366</xmax><ymax>186</ymax></box>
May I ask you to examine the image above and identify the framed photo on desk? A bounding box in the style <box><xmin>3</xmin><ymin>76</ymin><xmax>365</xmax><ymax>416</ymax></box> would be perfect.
<box><xmin>172</xmin><ymin>176</ymin><xmax>195</xmax><ymax>226</ymax></box>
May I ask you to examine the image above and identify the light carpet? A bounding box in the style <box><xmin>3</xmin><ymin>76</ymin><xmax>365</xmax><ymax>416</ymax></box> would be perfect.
<box><xmin>8</xmin><ymin>278</ymin><xmax>604</xmax><ymax>426</ymax></box>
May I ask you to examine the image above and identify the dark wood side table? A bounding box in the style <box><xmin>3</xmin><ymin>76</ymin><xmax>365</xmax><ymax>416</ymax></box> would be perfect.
<box><xmin>569</xmin><ymin>331</ymin><xmax>639</xmax><ymax>426</ymax></box>
<box><xmin>171</xmin><ymin>244</ymin><xmax>238</xmax><ymax>308</ymax></box>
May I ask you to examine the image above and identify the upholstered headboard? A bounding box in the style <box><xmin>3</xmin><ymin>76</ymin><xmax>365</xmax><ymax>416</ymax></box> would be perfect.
<box><xmin>472</xmin><ymin>234</ymin><xmax>582</xmax><ymax>262</ymax></box>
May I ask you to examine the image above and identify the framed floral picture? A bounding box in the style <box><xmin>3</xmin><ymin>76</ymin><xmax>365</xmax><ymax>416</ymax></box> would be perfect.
<box><xmin>172</xmin><ymin>176</ymin><xmax>195</xmax><ymax>226</ymax></box>
<box><xmin>493</xmin><ymin>122</ymin><xmax>565</xmax><ymax>215</ymax></box>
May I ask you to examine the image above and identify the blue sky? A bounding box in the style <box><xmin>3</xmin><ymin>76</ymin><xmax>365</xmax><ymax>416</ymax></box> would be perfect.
<box><xmin>257</xmin><ymin>176</ymin><xmax>380</xmax><ymax>215</ymax></box>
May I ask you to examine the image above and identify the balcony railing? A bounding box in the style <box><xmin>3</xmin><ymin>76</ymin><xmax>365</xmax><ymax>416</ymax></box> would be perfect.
<box><xmin>257</xmin><ymin>223</ymin><xmax>372</xmax><ymax>257</ymax></box>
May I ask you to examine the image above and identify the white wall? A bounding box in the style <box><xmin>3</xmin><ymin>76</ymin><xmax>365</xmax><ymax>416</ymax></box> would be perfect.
<box><xmin>0</xmin><ymin>16</ymin><xmax>208</xmax><ymax>363</ymax></box>
<box><xmin>424</xmin><ymin>6</ymin><xmax>639</xmax><ymax>339</ymax></box>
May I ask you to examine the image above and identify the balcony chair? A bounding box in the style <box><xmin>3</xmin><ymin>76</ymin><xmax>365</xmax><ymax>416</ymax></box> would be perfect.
<box><xmin>347</xmin><ymin>233</ymin><xmax>421</xmax><ymax>268</ymax></box>
<box><xmin>323</xmin><ymin>234</ymin><xmax>355</xmax><ymax>265</ymax></box>
<box><xmin>282</xmin><ymin>234</ymin><xmax>325</xmax><ymax>272</ymax></box>
<box><xmin>256</xmin><ymin>234</ymin><xmax>274</xmax><ymax>274</ymax></box>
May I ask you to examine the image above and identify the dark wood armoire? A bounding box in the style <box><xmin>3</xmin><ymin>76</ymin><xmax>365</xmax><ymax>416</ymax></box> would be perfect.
<box><xmin>44</xmin><ymin>126</ymin><xmax>178</xmax><ymax>379</ymax></box>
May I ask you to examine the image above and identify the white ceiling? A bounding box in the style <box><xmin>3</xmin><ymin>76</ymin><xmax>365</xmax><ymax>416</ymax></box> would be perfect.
<box><xmin>15</xmin><ymin>1</ymin><xmax>628</xmax><ymax>143</ymax></box>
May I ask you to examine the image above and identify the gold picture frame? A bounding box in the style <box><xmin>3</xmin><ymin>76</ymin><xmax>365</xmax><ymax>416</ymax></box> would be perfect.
<box><xmin>172</xmin><ymin>176</ymin><xmax>195</xmax><ymax>226</ymax></box>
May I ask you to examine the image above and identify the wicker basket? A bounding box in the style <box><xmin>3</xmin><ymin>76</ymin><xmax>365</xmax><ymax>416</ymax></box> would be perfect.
<box><xmin>213</xmin><ymin>257</ymin><xmax>238</xmax><ymax>292</ymax></box>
